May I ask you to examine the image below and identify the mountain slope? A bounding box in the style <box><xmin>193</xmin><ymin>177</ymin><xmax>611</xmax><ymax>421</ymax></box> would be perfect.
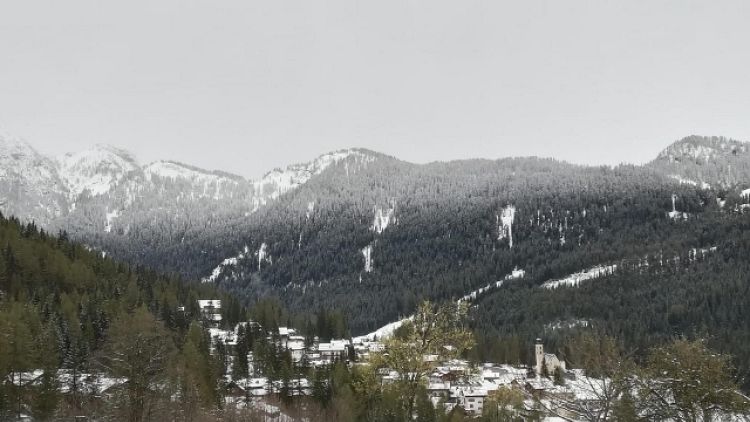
<box><xmin>0</xmin><ymin>133</ymin><xmax>384</xmax><ymax>278</ymax></box>
<box><xmin>649</xmin><ymin>135</ymin><xmax>750</xmax><ymax>189</ymax></box>
<box><xmin>56</xmin><ymin>144</ymin><xmax>141</xmax><ymax>200</ymax></box>
<box><xmin>2</xmin><ymin>131</ymin><xmax>750</xmax><ymax>338</ymax></box>
<box><xmin>0</xmin><ymin>210</ymin><xmax>247</xmax><ymax>419</ymax></box>
<box><xmin>0</xmin><ymin>131</ymin><xmax>68</xmax><ymax>226</ymax></box>
<box><xmin>207</xmin><ymin>155</ymin><xmax>724</xmax><ymax>333</ymax></box>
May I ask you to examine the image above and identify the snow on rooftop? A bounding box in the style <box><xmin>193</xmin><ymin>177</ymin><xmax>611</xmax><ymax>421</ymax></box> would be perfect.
<box><xmin>318</xmin><ymin>340</ymin><xmax>349</xmax><ymax>352</ymax></box>
<box><xmin>278</xmin><ymin>327</ymin><xmax>296</xmax><ymax>336</ymax></box>
<box><xmin>198</xmin><ymin>299</ymin><xmax>222</xmax><ymax>309</ymax></box>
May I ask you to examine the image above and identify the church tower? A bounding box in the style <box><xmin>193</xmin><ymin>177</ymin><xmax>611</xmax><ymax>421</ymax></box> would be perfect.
<box><xmin>535</xmin><ymin>338</ymin><xmax>544</xmax><ymax>376</ymax></box>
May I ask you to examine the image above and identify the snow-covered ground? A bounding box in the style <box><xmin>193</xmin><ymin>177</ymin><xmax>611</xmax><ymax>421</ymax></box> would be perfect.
<box><xmin>201</xmin><ymin>243</ymin><xmax>274</xmax><ymax>283</ymax></box>
<box><xmin>352</xmin><ymin>317</ymin><xmax>412</xmax><ymax>343</ymax></box>
<box><xmin>104</xmin><ymin>209</ymin><xmax>120</xmax><ymax>233</ymax></box>
<box><xmin>541</xmin><ymin>245</ymin><xmax>718</xmax><ymax>290</ymax></box>
<box><xmin>372</xmin><ymin>206</ymin><xmax>395</xmax><ymax>234</ymax></box>
<box><xmin>541</xmin><ymin>265</ymin><xmax>618</xmax><ymax>289</ymax></box>
<box><xmin>459</xmin><ymin>268</ymin><xmax>526</xmax><ymax>302</ymax></box>
<box><xmin>362</xmin><ymin>244</ymin><xmax>374</xmax><ymax>273</ymax></box>
<box><xmin>497</xmin><ymin>205</ymin><xmax>516</xmax><ymax>247</ymax></box>
<box><xmin>355</xmin><ymin>269</ymin><xmax>526</xmax><ymax>342</ymax></box>
<box><xmin>202</xmin><ymin>246</ymin><xmax>250</xmax><ymax>283</ymax></box>
<box><xmin>668</xmin><ymin>174</ymin><xmax>710</xmax><ymax>190</ymax></box>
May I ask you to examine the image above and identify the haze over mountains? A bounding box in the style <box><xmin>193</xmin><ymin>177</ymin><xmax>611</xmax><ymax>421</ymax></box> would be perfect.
<box><xmin>2</xmin><ymin>131</ymin><xmax>750</xmax><ymax>342</ymax></box>
<box><xmin>3</xmin><ymin>132</ymin><xmax>748</xmax><ymax>227</ymax></box>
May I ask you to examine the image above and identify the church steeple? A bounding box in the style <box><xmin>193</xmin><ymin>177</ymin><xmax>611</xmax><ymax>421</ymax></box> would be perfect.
<box><xmin>535</xmin><ymin>338</ymin><xmax>544</xmax><ymax>376</ymax></box>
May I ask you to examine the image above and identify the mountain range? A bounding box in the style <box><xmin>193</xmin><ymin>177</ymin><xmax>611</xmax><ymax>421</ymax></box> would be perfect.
<box><xmin>2</xmin><ymin>131</ymin><xmax>750</xmax><ymax>344</ymax></box>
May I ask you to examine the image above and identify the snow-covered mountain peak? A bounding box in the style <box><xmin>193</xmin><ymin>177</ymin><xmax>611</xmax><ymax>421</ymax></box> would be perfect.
<box><xmin>254</xmin><ymin>149</ymin><xmax>376</xmax><ymax>200</ymax></box>
<box><xmin>0</xmin><ymin>131</ymin><xmax>58</xmax><ymax>180</ymax></box>
<box><xmin>57</xmin><ymin>144</ymin><xmax>141</xmax><ymax>198</ymax></box>
<box><xmin>0</xmin><ymin>131</ymin><xmax>67</xmax><ymax>224</ymax></box>
<box><xmin>0</xmin><ymin>131</ymin><xmax>40</xmax><ymax>160</ymax></box>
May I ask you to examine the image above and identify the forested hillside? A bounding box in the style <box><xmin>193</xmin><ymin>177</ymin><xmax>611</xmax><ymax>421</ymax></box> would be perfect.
<box><xmin>3</xmin><ymin>133</ymin><xmax>750</xmax><ymax>339</ymax></box>
<box><xmin>211</xmin><ymin>155</ymin><xmax>736</xmax><ymax>334</ymax></box>
<box><xmin>469</xmin><ymin>208</ymin><xmax>750</xmax><ymax>389</ymax></box>
<box><xmin>0</xmin><ymin>211</ymin><xmax>247</xmax><ymax>419</ymax></box>
<box><xmin>649</xmin><ymin>135</ymin><xmax>750</xmax><ymax>188</ymax></box>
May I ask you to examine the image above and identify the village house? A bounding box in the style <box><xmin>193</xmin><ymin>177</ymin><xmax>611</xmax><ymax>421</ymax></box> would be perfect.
<box><xmin>454</xmin><ymin>385</ymin><xmax>488</xmax><ymax>415</ymax></box>
<box><xmin>198</xmin><ymin>299</ymin><xmax>223</xmax><ymax>328</ymax></box>
<box><xmin>316</xmin><ymin>339</ymin><xmax>351</xmax><ymax>362</ymax></box>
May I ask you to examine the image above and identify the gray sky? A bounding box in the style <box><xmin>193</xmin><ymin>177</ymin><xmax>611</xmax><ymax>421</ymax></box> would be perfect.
<box><xmin>1</xmin><ymin>0</ymin><xmax>749</xmax><ymax>179</ymax></box>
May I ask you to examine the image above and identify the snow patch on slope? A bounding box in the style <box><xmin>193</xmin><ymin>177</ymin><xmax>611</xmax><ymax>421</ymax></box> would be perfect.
<box><xmin>104</xmin><ymin>209</ymin><xmax>120</xmax><ymax>233</ymax></box>
<box><xmin>202</xmin><ymin>246</ymin><xmax>250</xmax><ymax>283</ymax></box>
<box><xmin>257</xmin><ymin>243</ymin><xmax>271</xmax><ymax>271</ymax></box>
<box><xmin>497</xmin><ymin>205</ymin><xmax>516</xmax><ymax>248</ymax></box>
<box><xmin>352</xmin><ymin>317</ymin><xmax>412</xmax><ymax>343</ymax></box>
<box><xmin>668</xmin><ymin>194</ymin><xmax>689</xmax><ymax>220</ymax></box>
<box><xmin>306</xmin><ymin>201</ymin><xmax>315</xmax><ymax>219</ymax></box>
<box><xmin>541</xmin><ymin>245</ymin><xmax>718</xmax><ymax>290</ymax></box>
<box><xmin>357</xmin><ymin>268</ymin><xmax>526</xmax><ymax>342</ymax></box>
<box><xmin>541</xmin><ymin>265</ymin><xmax>618</xmax><ymax>289</ymax></box>
<box><xmin>668</xmin><ymin>174</ymin><xmax>710</xmax><ymax>190</ymax></box>
<box><xmin>362</xmin><ymin>244</ymin><xmax>374</xmax><ymax>273</ymax></box>
<box><xmin>371</xmin><ymin>206</ymin><xmax>395</xmax><ymax>234</ymax></box>
<box><xmin>459</xmin><ymin>268</ymin><xmax>526</xmax><ymax>302</ymax></box>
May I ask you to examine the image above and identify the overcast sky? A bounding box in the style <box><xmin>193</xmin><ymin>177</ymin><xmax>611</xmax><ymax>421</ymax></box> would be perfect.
<box><xmin>1</xmin><ymin>1</ymin><xmax>749</xmax><ymax>178</ymax></box>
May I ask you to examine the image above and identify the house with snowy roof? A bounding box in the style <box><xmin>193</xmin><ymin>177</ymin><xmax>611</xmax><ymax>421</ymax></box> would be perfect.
<box><xmin>198</xmin><ymin>299</ymin><xmax>222</xmax><ymax>327</ymax></box>
<box><xmin>459</xmin><ymin>388</ymin><xmax>488</xmax><ymax>415</ymax></box>
<box><xmin>316</xmin><ymin>339</ymin><xmax>351</xmax><ymax>362</ymax></box>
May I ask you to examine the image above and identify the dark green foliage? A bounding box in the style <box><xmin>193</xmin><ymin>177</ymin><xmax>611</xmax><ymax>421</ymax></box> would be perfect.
<box><xmin>471</xmin><ymin>213</ymin><xmax>750</xmax><ymax>390</ymax></box>
<box><xmin>212</xmin><ymin>155</ymin><xmax>716</xmax><ymax>335</ymax></box>
<box><xmin>0</xmin><ymin>213</ymin><xmax>239</xmax><ymax>418</ymax></box>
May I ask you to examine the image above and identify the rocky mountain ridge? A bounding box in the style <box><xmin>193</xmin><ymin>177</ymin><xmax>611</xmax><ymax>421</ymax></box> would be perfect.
<box><xmin>2</xmin><ymin>132</ymin><xmax>750</xmax><ymax>334</ymax></box>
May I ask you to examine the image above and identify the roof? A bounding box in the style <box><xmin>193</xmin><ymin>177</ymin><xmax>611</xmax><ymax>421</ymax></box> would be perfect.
<box><xmin>198</xmin><ymin>299</ymin><xmax>222</xmax><ymax>309</ymax></box>
<box><xmin>287</xmin><ymin>340</ymin><xmax>306</xmax><ymax>350</ymax></box>
<box><xmin>278</xmin><ymin>327</ymin><xmax>296</xmax><ymax>336</ymax></box>
<box><xmin>451</xmin><ymin>385</ymin><xmax>488</xmax><ymax>398</ymax></box>
<box><xmin>318</xmin><ymin>340</ymin><xmax>349</xmax><ymax>352</ymax></box>
<box><xmin>526</xmin><ymin>377</ymin><xmax>555</xmax><ymax>391</ymax></box>
<box><xmin>428</xmin><ymin>382</ymin><xmax>451</xmax><ymax>391</ymax></box>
